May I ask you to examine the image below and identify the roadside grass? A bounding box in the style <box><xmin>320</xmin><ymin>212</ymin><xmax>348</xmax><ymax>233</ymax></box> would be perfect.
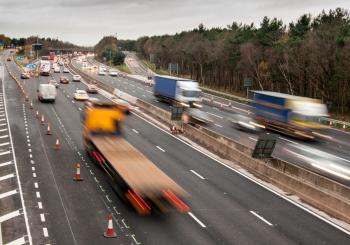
<box><xmin>116</xmin><ymin>63</ymin><xmax>131</xmax><ymax>74</ymax></box>
<box><xmin>142</xmin><ymin>59</ymin><xmax>170</xmax><ymax>75</ymax></box>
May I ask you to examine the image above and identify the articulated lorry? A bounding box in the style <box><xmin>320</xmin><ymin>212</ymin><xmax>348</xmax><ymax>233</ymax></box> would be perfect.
<box><xmin>252</xmin><ymin>91</ymin><xmax>329</xmax><ymax>140</ymax></box>
<box><xmin>83</xmin><ymin>101</ymin><xmax>190</xmax><ymax>214</ymax></box>
<box><xmin>154</xmin><ymin>75</ymin><xmax>202</xmax><ymax>108</ymax></box>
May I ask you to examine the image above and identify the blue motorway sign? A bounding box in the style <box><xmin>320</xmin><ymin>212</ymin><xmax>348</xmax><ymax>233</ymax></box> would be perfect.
<box><xmin>26</xmin><ymin>64</ymin><xmax>37</xmax><ymax>69</ymax></box>
<box><xmin>18</xmin><ymin>56</ymin><xmax>24</xmax><ymax>60</ymax></box>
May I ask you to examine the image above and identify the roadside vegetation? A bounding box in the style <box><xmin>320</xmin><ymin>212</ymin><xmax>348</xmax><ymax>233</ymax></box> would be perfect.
<box><xmin>128</xmin><ymin>8</ymin><xmax>350</xmax><ymax>119</ymax></box>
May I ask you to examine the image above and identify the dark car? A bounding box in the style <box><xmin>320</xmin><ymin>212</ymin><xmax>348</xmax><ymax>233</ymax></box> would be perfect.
<box><xmin>20</xmin><ymin>72</ymin><xmax>30</xmax><ymax>79</ymax></box>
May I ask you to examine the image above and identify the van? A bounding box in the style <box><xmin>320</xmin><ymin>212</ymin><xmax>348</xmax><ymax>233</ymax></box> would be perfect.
<box><xmin>37</xmin><ymin>84</ymin><xmax>56</xmax><ymax>102</ymax></box>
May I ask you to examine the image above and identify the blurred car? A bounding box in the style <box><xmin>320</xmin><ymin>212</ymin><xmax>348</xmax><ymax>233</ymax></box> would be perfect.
<box><xmin>54</xmin><ymin>66</ymin><xmax>60</xmax><ymax>73</ymax></box>
<box><xmin>49</xmin><ymin>79</ymin><xmax>59</xmax><ymax>88</ymax></box>
<box><xmin>182</xmin><ymin>108</ymin><xmax>213</xmax><ymax>125</ymax></box>
<box><xmin>72</xmin><ymin>75</ymin><xmax>81</xmax><ymax>82</ymax></box>
<box><xmin>86</xmin><ymin>83</ymin><xmax>98</xmax><ymax>93</ymax></box>
<box><xmin>98</xmin><ymin>69</ymin><xmax>106</xmax><ymax>76</ymax></box>
<box><xmin>74</xmin><ymin>90</ymin><xmax>89</xmax><ymax>101</ymax></box>
<box><xmin>114</xmin><ymin>99</ymin><xmax>131</xmax><ymax>114</ymax></box>
<box><xmin>109</xmin><ymin>69</ymin><xmax>119</xmax><ymax>77</ymax></box>
<box><xmin>229</xmin><ymin>113</ymin><xmax>265</xmax><ymax>132</ymax></box>
<box><xmin>20</xmin><ymin>72</ymin><xmax>30</xmax><ymax>79</ymax></box>
<box><xmin>7</xmin><ymin>57</ymin><xmax>11</xmax><ymax>61</ymax></box>
<box><xmin>63</xmin><ymin>67</ymin><xmax>69</xmax><ymax>73</ymax></box>
<box><xmin>60</xmin><ymin>76</ymin><xmax>69</xmax><ymax>84</ymax></box>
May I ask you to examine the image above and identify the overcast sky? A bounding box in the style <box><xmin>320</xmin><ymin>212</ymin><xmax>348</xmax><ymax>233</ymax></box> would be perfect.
<box><xmin>0</xmin><ymin>0</ymin><xmax>349</xmax><ymax>46</ymax></box>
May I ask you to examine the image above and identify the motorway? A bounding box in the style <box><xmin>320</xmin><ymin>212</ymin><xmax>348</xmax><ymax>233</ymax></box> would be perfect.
<box><xmin>80</xmin><ymin>56</ymin><xmax>350</xmax><ymax>186</ymax></box>
<box><xmin>0</xmin><ymin>52</ymin><xmax>350</xmax><ymax>244</ymax></box>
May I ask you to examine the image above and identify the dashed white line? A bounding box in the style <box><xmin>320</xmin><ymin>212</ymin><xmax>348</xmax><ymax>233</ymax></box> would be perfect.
<box><xmin>250</xmin><ymin>211</ymin><xmax>273</xmax><ymax>226</ymax></box>
<box><xmin>214</xmin><ymin>123</ymin><xmax>223</xmax><ymax>128</ymax></box>
<box><xmin>0</xmin><ymin>189</ymin><xmax>18</xmax><ymax>199</ymax></box>
<box><xmin>249</xmin><ymin>137</ymin><xmax>257</xmax><ymax>141</ymax></box>
<box><xmin>0</xmin><ymin>160</ymin><xmax>12</xmax><ymax>167</ymax></box>
<box><xmin>156</xmin><ymin>146</ymin><xmax>165</xmax><ymax>152</ymax></box>
<box><xmin>40</xmin><ymin>214</ymin><xmax>46</xmax><ymax>222</ymax></box>
<box><xmin>106</xmin><ymin>195</ymin><xmax>112</xmax><ymax>203</ymax></box>
<box><xmin>43</xmin><ymin>227</ymin><xmax>49</xmax><ymax>237</ymax></box>
<box><xmin>34</xmin><ymin>182</ymin><xmax>38</xmax><ymax>189</ymax></box>
<box><xmin>36</xmin><ymin>192</ymin><xmax>41</xmax><ymax>198</ymax></box>
<box><xmin>188</xmin><ymin>212</ymin><xmax>206</xmax><ymax>228</ymax></box>
<box><xmin>33</xmin><ymin>173</ymin><xmax>37</xmax><ymax>178</ymax></box>
<box><xmin>121</xmin><ymin>219</ymin><xmax>130</xmax><ymax>228</ymax></box>
<box><xmin>38</xmin><ymin>202</ymin><xmax>43</xmax><ymax>209</ymax></box>
<box><xmin>206</xmin><ymin>112</ymin><xmax>223</xmax><ymax>119</ymax></box>
<box><xmin>131</xmin><ymin>234</ymin><xmax>141</xmax><ymax>245</ymax></box>
<box><xmin>132</xmin><ymin>129</ymin><xmax>139</xmax><ymax>134</ymax></box>
<box><xmin>0</xmin><ymin>128</ymin><xmax>8</xmax><ymax>132</ymax></box>
<box><xmin>0</xmin><ymin>134</ymin><xmax>8</xmax><ymax>138</ymax></box>
<box><xmin>0</xmin><ymin>150</ymin><xmax>11</xmax><ymax>156</ymax></box>
<box><xmin>31</xmin><ymin>167</ymin><xmax>35</xmax><ymax>171</ymax></box>
<box><xmin>190</xmin><ymin>170</ymin><xmax>206</xmax><ymax>180</ymax></box>
<box><xmin>0</xmin><ymin>210</ymin><xmax>21</xmax><ymax>222</ymax></box>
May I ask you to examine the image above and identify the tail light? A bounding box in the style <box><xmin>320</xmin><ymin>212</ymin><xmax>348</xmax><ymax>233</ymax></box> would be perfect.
<box><xmin>163</xmin><ymin>190</ymin><xmax>190</xmax><ymax>213</ymax></box>
<box><xmin>126</xmin><ymin>190</ymin><xmax>151</xmax><ymax>215</ymax></box>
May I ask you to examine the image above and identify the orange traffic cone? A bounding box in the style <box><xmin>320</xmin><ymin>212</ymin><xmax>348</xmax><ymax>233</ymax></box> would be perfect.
<box><xmin>73</xmin><ymin>163</ymin><xmax>83</xmax><ymax>181</ymax></box>
<box><xmin>41</xmin><ymin>114</ymin><xmax>45</xmax><ymax>125</ymax></box>
<box><xmin>46</xmin><ymin>124</ymin><xmax>51</xmax><ymax>135</ymax></box>
<box><xmin>104</xmin><ymin>214</ymin><xmax>117</xmax><ymax>238</ymax></box>
<box><xmin>54</xmin><ymin>138</ymin><xmax>61</xmax><ymax>150</ymax></box>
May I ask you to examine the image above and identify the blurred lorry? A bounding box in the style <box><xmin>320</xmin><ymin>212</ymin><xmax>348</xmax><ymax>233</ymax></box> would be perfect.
<box><xmin>83</xmin><ymin>101</ymin><xmax>189</xmax><ymax>214</ymax></box>
<box><xmin>37</xmin><ymin>84</ymin><xmax>56</xmax><ymax>102</ymax></box>
<box><xmin>39</xmin><ymin>60</ymin><xmax>51</xmax><ymax>76</ymax></box>
<box><xmin>252</xmin><ymin>91</ymin><xmax>329</xmax><ymax>140</ymax></box>
<box><xmin>154</xmin><ymin>75</ymin><xmax>202</xmax><ymax>108</ymax></box>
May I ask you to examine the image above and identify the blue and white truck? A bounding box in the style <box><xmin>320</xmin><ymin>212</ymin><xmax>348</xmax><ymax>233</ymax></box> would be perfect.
<box><xmin>153</xmin><ymin>75</ymin><xmax>202</xmax><ymax>108</ymax></box>
<box><xmin>252</xmin><ymin>91</ymin><xmax>329</xmax><ymax>140</ymax></box>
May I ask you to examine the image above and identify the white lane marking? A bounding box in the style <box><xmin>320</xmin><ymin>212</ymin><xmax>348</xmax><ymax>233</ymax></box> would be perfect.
<box><xmin>0</xmin><ymin>134</ymin><xmax>8</xmax><ymax>138</ymax></box>
<box><xmin>0</xmin><ymin>160</ymin><xmax>12</xmax><ymax>167</ymax></box>
<box><xmin>106</xmin><ymin>195</ymin><xmax>112</xmax><ymax>203</ymax></box>
<box><xmin>78</xmin><ymin>107</ymin><xmax>82</xmax><ymax>111</ymax></box>
<box><xmin>3</xmin><ymin>236</ymin><xmax>27</xmax><ymax>245</ymax></box>
<box><xmin>0</xmin><ymin>189</ymin><xmax>18</xmax><ymax>199</ymax></box>
<box><xmin>43</xmin><ymin>227</ymin><xmax>49</xmax><ymax>237</ymax></box>
<box><xmin>214</xmin><ymin>124</ymin><xmax>223</xmax><ymax>128</ymax></box>
<box><xmin>131</xmin><ymin>112</ymin><xmax>350</xmax><ymax>236</ymax></box>
<box><xmin>0</xmin><ymin>128</ymin><xmax>8</xmax><ymax>132</ymax></box>
<box><xmin>40</xmin><ymin>214</ymin><xmax>46</xmax><ymax>222</ymax></box>
<box><xmin>188</xmin><ymin>212</ymin><xmax>206</xmax><ymax>228</ymax></box>
<box><xmin>36</xmin><ymin>192</ymin><xmax>41</xmax><ymax>198</ymax></box>
<box><xmin>29</xmin><ymin>154</ymin><xmax>32</xmax><ymax>158</ymax></box>
<box><xmin>31</xmin><ymin>167</ymin><xmax>35</xmax><ymax>171</ymax></box>
<box><xmin>33</xmin><ymin>173</ymin><xmax>36</xmax><ymax>178</ymax></box>
<box><xmin>156</xmin><ymin>146</ymin><xmax>165</xmax><ymax>152</ymax></box>
<box><xmin>190</xmin><ymin>170</ymin><xmax>206</xmax><ymax>180</ymax></box>
<box><xmin>131</xmin><ymin>235</ymin><xmax>141</xmax><ymax>245</ymax></box>
<box><xmin>249</xmin><ymin>137</ymin><xmax>257</xmax><ymax>141</ymax></box>
<box><xmin>250</xmin><ymin>211</ymin><xmax>273</xmax><ymax>226</ymax></box>
<box><xmin>34</xmin><ymin>182</ymin><xmax>38</xmax><ymax>189</ymax></box>
<box><xmin>132</xmin><ymin>129</ymin><xmax>139</xmax><ymax>134</ymax></box>
<box><xmin>0</xmin><ymin>173</ymin><xmax>15</xmax><ymax>181</ymax></box>
<box><xmin>0</xmin><ymin>150</ymin><xmax>11</xmax><ymax>156</ymax></box>
<box><xmin>0</xmin><ymin>210</ymin><xmax>21</xmax><ymax>222</ymax></box>
<box><xmin>38</xmin><ymin>202</ymin><xmax>43</xmax><ymax>209</ymax></box>
<box><xmin>279</xmin><ymin>137</ymin><xmax>299</xmax><ymax>145</ymax></box>
<box><xmin>0</xmin><ymin>123</ymin><xmax>6</xmax><ymax>126</ymax></box>
<box><xmin>206</xmin><ymin>112</ymin><xmax>223</xmax><ymax>119</ymax></box>
<box><xmin>28</xmin><ymin>149</ymin><xmax>32</xmax><ymax>153</ymax></box>
<box><xmin>30</xmin><ymin>160</ymin><xmax>34</xmax><ymax>164</ymax></box>
<box><xmin>121</xmin><ymin>219</ymin><xmax>130</xmax><ymax>228</ymax></box>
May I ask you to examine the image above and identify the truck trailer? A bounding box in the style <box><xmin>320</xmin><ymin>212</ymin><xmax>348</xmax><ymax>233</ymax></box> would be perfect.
<box><xmin>252</xmin><ymin>91</ymin><xmax>329</xmax><ymax>140</ymax></box>
<box><xmin>154</xmin><ymin>75</ymin><xmax>202</xmax><ymax>108</ymax></box>
<box><xmin>39</xmin><ymin>60</ymin><xmax>51</xmax><ymax>76</ymax></box>
<box><xmin>83</xmin><ymin>101</ymin><xmax>190</xmax><ymax>214</ymax></box>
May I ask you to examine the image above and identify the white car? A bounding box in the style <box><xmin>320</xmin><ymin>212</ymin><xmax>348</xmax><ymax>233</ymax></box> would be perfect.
<box><xmin>72</xmin><ymin>75</ymin><xmax>81</xmax><ymax>82</ymax></box>
<box><xmin>74</xmin><ymin>90</ymin><xmax>89</xmax><ymax>101</ymax></box>
<box><xmin>54</xmin><ymin>67</ymin><xmax>60</xmax><ymax>73</ymax></box>
<box><xmin>63</xmin><ymin>67</ymin><xmax>69</xmax><ymax>73</ymax></box>
<box><xmin>109</xmin><ymin>70</ymin><xmax>118</xmax><ymax>77</ymax></box>
<box><xmin>98</xmin><ymin>69</ymin><xmax>106</xmax><ymax>76</ymax></box>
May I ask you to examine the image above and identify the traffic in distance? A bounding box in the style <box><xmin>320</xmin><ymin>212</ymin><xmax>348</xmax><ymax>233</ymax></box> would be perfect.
<box><xmin>1</xmin><ymin>4</ymin><xmax>350</xmax><ymax>243</ymax></box>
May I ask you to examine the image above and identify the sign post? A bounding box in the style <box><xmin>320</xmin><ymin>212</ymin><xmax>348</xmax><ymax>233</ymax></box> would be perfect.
<box><xmin>252</xmin><ymin>133</ymin><xmax>277</xmax><ymax>159</ymax></box>
<box><xmin>244</xmin><ymin>77</ymin><xmax>253</xmax><ymax>98</ymax></box>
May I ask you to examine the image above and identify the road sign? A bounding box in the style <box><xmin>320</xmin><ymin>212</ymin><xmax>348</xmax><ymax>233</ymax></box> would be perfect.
<box><xmin>244</xmin><ymin>78</ymin><xmax>253</xmax><ymax>87</ymax></box>
<box><xmin>252</xmin><ymin>133</ymin><xmax>277</xmax><ymax>159</ymax></box>
<box><xmin>26</xmin><ymin>64</ymin><xmax>37</xmax><ymax>70</ymax></box>
<box><xmin>171</xmin><ymin>106</ymin><xmax>184</xmax><ymax>121</ymax></box>
<box><xmin>18</xmin><ymin>56</ymin><xmax>24</xmax><ymax>61</ymax></box>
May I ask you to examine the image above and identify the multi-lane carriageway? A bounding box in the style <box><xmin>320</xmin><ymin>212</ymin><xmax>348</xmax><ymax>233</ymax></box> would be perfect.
<box><xmin>84</xmin><ymin>56</ymin><xmax>350</xmax><ymax>186</ymax></box>
<box><xmin>0</xmin><ymin>52</ymin><xmax>350</xmax><ymax>244</ymax></box>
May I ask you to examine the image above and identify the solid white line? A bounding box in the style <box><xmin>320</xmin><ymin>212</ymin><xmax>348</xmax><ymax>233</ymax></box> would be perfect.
<box><xmin>131</xmin><ymin>112</ymin><xmax>350</xmax><ymax>235</ymax></box>
<box><xmin>0</xmin><ymin>210</ymin><xmax>21</xmax><ymax>222</ymax></box>
<box><xmin>43</xmin><ymin>227</ymin><xmax>49</xmax><ymax>237</ymax></box>
<box><xmin>188</xmin><ymin>212</ymin><xmax>206</xmax><ymax>228</ymax></box>
<box><xmin>0</xmin><ymin>189</ymin><xmax>18</xmax><ymax>199</ymax></box>
<box><xmin>214</xmin><ymin>123</ymin><xmax>223</xmax><ymax>128</ymax></box>
<box><xmin>132</xmin><ymin>129</ymin><xmax>139</xmax><ymax>134</ymax></box>
<box><xmin>206</xmin><ymin>112</ymin><xmax>223</xmax><ymax>119</ymax></box>
<box><xmin>0</xmin><ymin>150</ymin><xmax>10</xmax><ymax>156</ymax></box>
<box><xmin>40</xmin><ymin>213</ymin><xmax>46</xmax><ymax>222</ymax></box>
<box><xmin>156</xmin><ymin>146</ymin><xmax>165</xmax><ymax>152</ymax></box>
<box><xmin>0</xmin><ymin>173</ymin><xmax>15</xmax><ymax>181</ymax></box>
<box><xmin>190</xmin><ymin>170</ymin><xmax>206</xmax><ymax>180</ymax></box>
<box><xmin>0</xmin><ymin>160</ymin><xmax>12</xmax><ymax>167</ymax></box>
<box><xmin>4</xmin><ymin>236</ymin><xmax>27</xmax><ymax>245</ymax></box>
<box><xmin>36</xmin><ymin>192</ymin><xmax>41</xmax><ymax>198</ymax></box>
<box><xmin>250</xmin><ymin>211</ymin><xmax>273</xmax><ymax>226</ymax></box>
<box><xmin>38</xmin><ymin>202</ymin><xmax>43</xmax><ymax>209</ymax></box>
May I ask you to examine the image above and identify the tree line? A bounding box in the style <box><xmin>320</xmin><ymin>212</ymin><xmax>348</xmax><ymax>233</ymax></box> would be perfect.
<box><xmin>127</xmin><ymin>8</ymin><xmax>350</xmax><ymax>118</ymax></box>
